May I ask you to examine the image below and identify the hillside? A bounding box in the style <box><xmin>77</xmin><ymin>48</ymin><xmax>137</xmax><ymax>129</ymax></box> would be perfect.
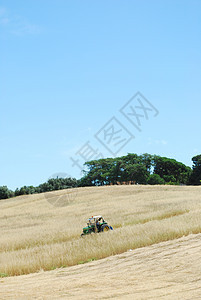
<box><xmin>1</xmin><ymin>233</ymin><xmax>201</xmax><ymax>299</ymax></box>
<box><xmin>0</xmin><ymin>185</ymin><xmax>201</xmax><ymax>298</ymax></box>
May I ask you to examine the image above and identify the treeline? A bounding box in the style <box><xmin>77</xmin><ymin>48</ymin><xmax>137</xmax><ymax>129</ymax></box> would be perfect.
<box><xmin>80</xmin><ymin>153</ymin><xmax>192</xmax><ymax>186</ymax></box>
<box><xmin>0</xmin><ymin>177</ymin><xmax>78</xmax><ymax>200</ymax></box>
<box><xmin>0</xmin><ymin>153</ymin><xmax>201</xmax><ymax>200</ymax></box>
<box><xmin>80</xmin><ymin>154</ymin><xmax>201</xmax><ymax>186</ymax></box>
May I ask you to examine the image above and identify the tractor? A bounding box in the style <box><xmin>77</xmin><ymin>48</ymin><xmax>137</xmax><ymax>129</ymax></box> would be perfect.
<box><xmin>81</xmin><ymin>216</ymin><xmax>113</xmax><ymax>236</ymax></box>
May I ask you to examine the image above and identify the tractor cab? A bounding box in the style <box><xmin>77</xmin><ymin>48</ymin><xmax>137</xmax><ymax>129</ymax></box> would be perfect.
<box><xmin>81</xmin><ymin>215</ymin><xmax>113</xmax><ymax>236</ymax></box>
<box><xmin>87</xmin><ymin>216</ymin><xmax>105</xmax><ymax>226</ymax></box>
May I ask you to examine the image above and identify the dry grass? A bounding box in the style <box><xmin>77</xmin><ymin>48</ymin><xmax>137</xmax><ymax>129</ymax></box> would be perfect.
<box><xmin>0</xmin><ymin>185</ymin><xmax>201</xmax><ymax>276</ymax></box>
<box><xmin>1</xmin><ymin>234</ymin><xmax>201</xmax><ymax>299</ymax></box>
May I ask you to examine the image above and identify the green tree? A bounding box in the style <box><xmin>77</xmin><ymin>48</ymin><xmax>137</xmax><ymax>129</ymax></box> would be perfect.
<box><xmin>124</xmin><ymin>164</ymin><xmax>149</xmax><ymax>184</ymax></box>
<box><xmin>189</xmin><ymin>155</ymin><xmax>201</xmax><ymax>185</ymax></box>
<box><xmin>139</xmin><ymin>153</ymin><xmax>153</xmax><ymax>172</ymax></box>
<box><xmin>0</xmin><ymin>186</ymin><xmax>14</xmax><ymax>199</ymax></box>
<box><xmin>153</xmin><ymin>156</ymin><xmax>191</xmax><ymax>184</ymax></box>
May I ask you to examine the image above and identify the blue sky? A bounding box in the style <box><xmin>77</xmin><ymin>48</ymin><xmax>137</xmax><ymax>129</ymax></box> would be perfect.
<box><xmin>0</xmin><ymin>0</ymin><xmax>201</xmax><ymax>190</ymax></box>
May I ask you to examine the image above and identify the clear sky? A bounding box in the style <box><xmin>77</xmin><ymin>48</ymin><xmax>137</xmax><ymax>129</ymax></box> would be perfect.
<box><xmin>0</xmin><ymin>0</ymin><xmax>201</xmax><ymax>190</ymax></box>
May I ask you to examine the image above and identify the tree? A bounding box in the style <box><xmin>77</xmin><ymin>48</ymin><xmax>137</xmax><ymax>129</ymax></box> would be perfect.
<box><xmin>189</xmin><ymin>155</ymin><xmax>201</xmax><ymax>185</ymax></box>
<box><xmin>153</xmin><ymin>156</ymin><xmax>191</xmax><ymax>184</ymax></box>
<box><xmin>0</xmin><ymin>186</ymin><xmax>14</xmax><ymax>200</ymax></box>
<box><xmin>124</xmin><ymin>164</ymin><xmax>149</xmax><ymax>184</ymax></box>
<box><xmin>139</xmin><ymin>153</ymin><xmax>153</xmax><ymax>172</ymax></box>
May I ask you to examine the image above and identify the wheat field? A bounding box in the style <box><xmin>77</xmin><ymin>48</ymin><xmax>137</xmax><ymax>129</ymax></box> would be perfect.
<box><xmin>0</xmin><ymin>184</ymin><xmax>201</xmax><ymax>279</ymax></box>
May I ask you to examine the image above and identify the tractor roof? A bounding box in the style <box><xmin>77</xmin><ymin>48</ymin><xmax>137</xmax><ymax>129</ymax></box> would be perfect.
<box><xmin>88</xmin><ymin>215</ymin><xmax>103</xmax><ymax>221</ymax></box>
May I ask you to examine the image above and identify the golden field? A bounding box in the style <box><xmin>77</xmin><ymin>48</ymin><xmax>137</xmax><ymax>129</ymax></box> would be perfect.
<box><xmin>0</xmin><ymin>184</ymin><xmax>201</xmax><ymax>278</ymax></box>
<box><xmin>1</xmin><ymin>185</ymin><xmax>201</xmax><ymax>299</ymax></box>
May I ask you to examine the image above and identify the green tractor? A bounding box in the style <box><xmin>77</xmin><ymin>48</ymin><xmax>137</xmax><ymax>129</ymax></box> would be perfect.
<box><xmin>81</xmin><ymin>215</ymin><xmax>113</xmax><ymax>237</ymax></box>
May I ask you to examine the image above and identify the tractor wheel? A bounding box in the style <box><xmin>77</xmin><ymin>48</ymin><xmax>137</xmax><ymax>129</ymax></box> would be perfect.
<box><xmin>101</xmin><ymin>224</ymin><xmax>110</xmax><ymax>232</ymax></box>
